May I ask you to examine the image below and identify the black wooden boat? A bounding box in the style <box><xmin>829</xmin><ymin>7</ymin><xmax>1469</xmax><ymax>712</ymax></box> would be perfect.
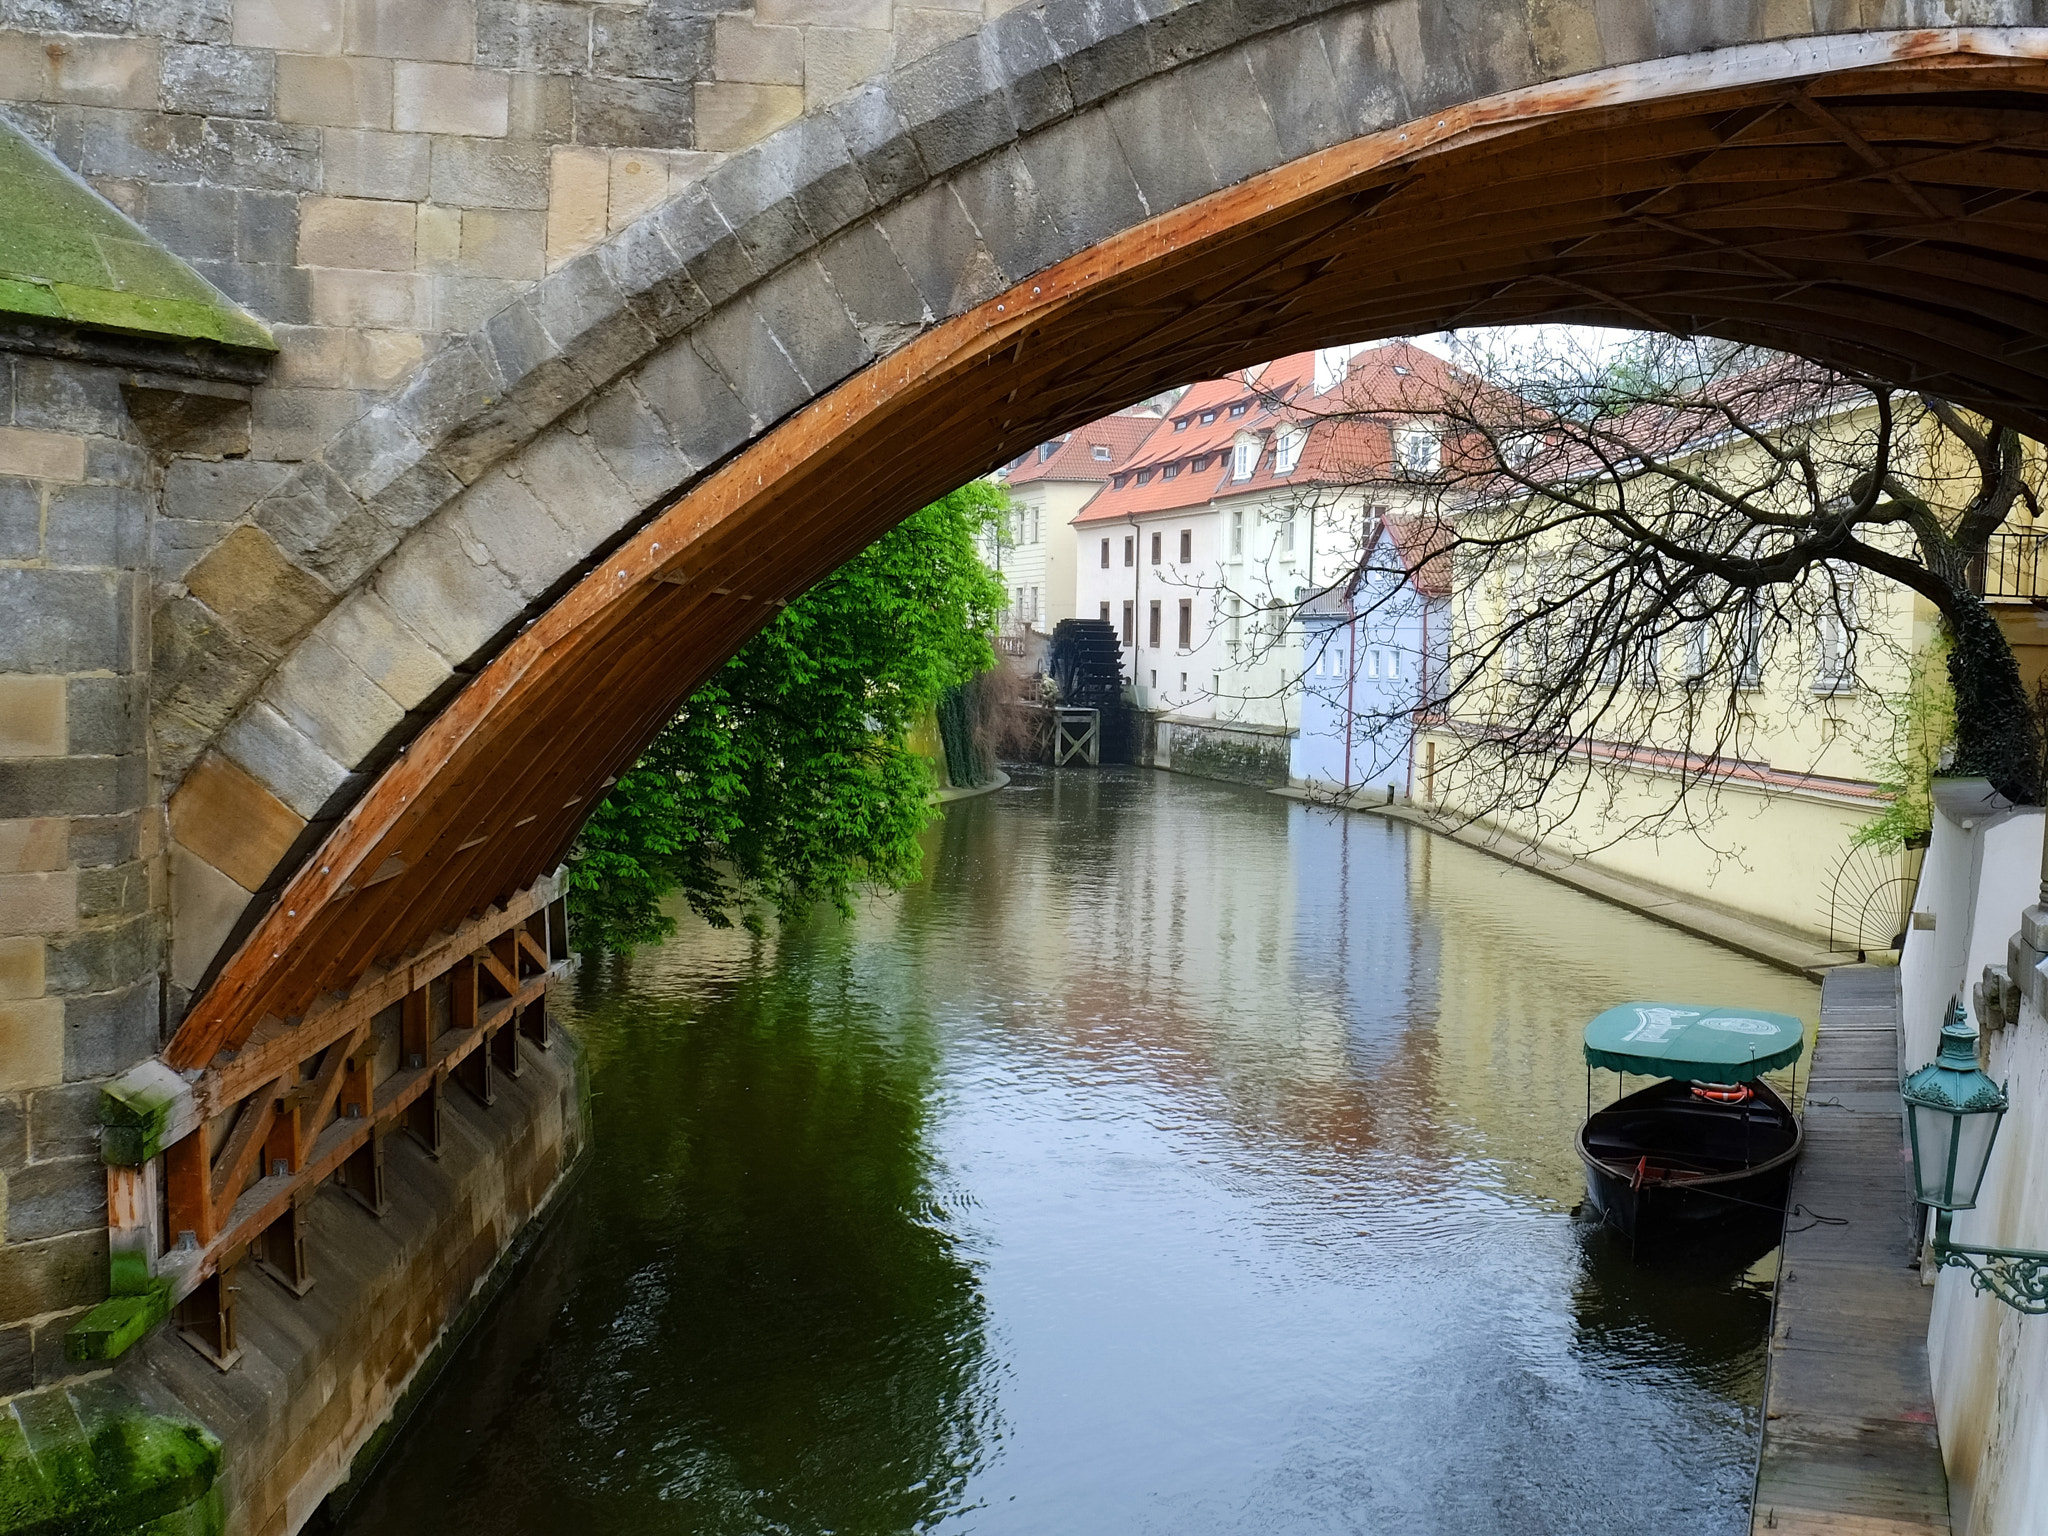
<box><xmin>1575</xmin><ymin>1002</ymin><xmax>1807</xmax><ymax>1246</ymax></box>
<box><xmin>1577</xmin><ymin>1075</ymin><xmax>1801</xmax><ymax>1242</ymax></box>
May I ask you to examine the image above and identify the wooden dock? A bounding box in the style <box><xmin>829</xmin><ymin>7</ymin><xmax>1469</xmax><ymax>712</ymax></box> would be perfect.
<box><xmin>1752</xmin><ymin>966</ymin><xmax>1951</xmax><ymax>1535</ymax></box>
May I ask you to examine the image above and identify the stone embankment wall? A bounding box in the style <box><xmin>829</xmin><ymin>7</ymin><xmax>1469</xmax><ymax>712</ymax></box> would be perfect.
<box><xmin>1899</xmin><ymin>784</ymin><xmax>2048</xmax><ymax>1536</ymax></box>
<box><xmin>1156</xmin><ymin>717</ymin><xmax>1293</xmax><ymax>788</ymax></box>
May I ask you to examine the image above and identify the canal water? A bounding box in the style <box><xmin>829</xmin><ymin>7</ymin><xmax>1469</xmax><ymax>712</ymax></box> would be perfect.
<box><xmin>338</xmin><ymin>766</ymin><xmax>1818</xmax><ymax>1535</ymax></box>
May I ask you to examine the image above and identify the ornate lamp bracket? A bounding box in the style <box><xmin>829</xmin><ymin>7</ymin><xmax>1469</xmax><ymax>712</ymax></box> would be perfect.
<box><xmin>1932</xmin><ymin>1211</ymin><xmax>2048</xmax><ymax>1315</ymax></box>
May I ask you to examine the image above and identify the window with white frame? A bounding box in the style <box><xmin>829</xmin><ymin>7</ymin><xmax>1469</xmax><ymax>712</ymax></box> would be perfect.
<box><xmin>1230</xmin><ymin>509</ymin><xmax>1244</xmax><ymax>557</ymax></box>
<box><xmin>1394</xmin><ymin>424</ymin><xmax>1440</xmax><ymax>475</ymax></box>
<box><xmin>1277</xmin><ymin>507</ymin><xmax>1295</xmax><ymax>554</ymax></box>
<box><xmin>1232</xmin><ymin>434</ymin><xmax>1259</xmax><ymax>481</ymax></box>
<box><xmin>1814</xmin><ymin>566</ymin><xmax>1857</xmax><ymax>692</ymax></box>
<box><xmin>1274</xmin><ymin>424</ymin><xmax>1305</xmax><ymax>475</ymax></box>
<box><xmin>1092</xmin><ymin>444</ymin><xmax>1111</xmax><ymax>460</ymax></box>
<box><xmin>1312</xmin><ymin>345</ymin><xmax>1353</xmax><ymax>396</ymax></box>
<box><xmin>1736</xmin><ymin>604</ymin><xmax>1764</xmax><ymax>689</ymax></box>
<box><xmin>1227</xmin><ymin>595</ymin><xmax>1242</xmax><ymax>654</ymax></box>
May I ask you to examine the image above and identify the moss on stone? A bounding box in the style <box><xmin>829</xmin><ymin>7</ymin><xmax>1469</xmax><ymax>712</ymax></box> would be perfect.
<box><xmin>0</xmin><ymin>123</ymin><xmax>274</xmax><ymax>354</ymax></box>
<box><xmin>0</xmin><ymin>1386</ymin><xmax>222</xmax><ymax>1536</ymax></box>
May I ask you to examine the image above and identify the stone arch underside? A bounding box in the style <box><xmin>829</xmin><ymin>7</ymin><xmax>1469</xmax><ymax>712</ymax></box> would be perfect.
<box><xmin>167</xmin><ymin>21</ymin><xmax>2048</xmax><ymax>1065</ymax></box>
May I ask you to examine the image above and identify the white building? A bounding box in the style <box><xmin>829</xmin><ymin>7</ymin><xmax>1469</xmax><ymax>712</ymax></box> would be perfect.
<box><xmin>1067</xmin><ymin>341</ymin><xmax>1461</xmax><ymax>782</ymax></box>
<box><xmin>990</xmin><ymin>411</ymin><xmax>1158</xmax><ymax>646</ymax></box>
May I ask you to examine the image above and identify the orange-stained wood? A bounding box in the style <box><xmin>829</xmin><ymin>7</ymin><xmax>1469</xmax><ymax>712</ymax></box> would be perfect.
<box><xmin>170</xmin><ymin>39</ymin><xmax>2048</xmax><ymax>1071</ymax></box>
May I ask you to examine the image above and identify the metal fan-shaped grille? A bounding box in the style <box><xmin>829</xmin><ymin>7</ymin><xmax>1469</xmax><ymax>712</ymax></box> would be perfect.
<box><xmin>1824</xmin><ymin>843</ymin><xmax>1914</xmax><ymax>954</ymax></box>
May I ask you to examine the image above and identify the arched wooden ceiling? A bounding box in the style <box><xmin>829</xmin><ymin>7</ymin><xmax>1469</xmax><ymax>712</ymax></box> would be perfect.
<box><xmin>171</xmin><ymin>48</ymin><xmax>2048</xmax><ymax>1068</ymax></box>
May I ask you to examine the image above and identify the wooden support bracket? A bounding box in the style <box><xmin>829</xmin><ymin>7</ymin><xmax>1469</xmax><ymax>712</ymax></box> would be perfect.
<box><xmin>254</xmin><ymin>1197</ymin><xmax>315</xmax><ymax>1297</ymax></box>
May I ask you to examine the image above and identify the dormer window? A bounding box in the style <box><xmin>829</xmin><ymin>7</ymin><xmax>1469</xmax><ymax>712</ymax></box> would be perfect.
<box><xmin>1393</xmin><ymin>364</ymin><xmax>1412</xmax><ymax>376</ymax></box>
<box><xmin>1092</xmin><ymin>444</ymin><xmax>1111</xmax><ymax>460</ymax></box>
<box><xmin>1229</xmin><ymin>402</ymin><xmax>1249</xmax><ymax>417</ymax></box>
<box><xmin>1394</xmin><ymin>424</ymin><xmax>1440</xmax><ymax>474</ymax></box>
<box><xmin>1113</xmin><ymin>473</ymin><xmax>1127</xmax><ymax>488</ymax></box>
<box><xmin>1162</xmin><ymin>463</ymin><xmax>1178</xmax><ymax>479</ymax></box>
<box><xmin>1038</xmin><ymin>441</ymin><xmax>1057</xmax><ymax>462</ymax></box>
<box><xmin>1274</xmin><ymin>424</ymin><xmax>1305</xmax><ymax>476</ymax></box>
<box><xmin>1232</xmin><ymin>434</ymin><xmax>1258</xmax><ymax>481</ymax></box>
<box><xmin>1136</xmin><ymin>469</ymin><xmax>1152</xmax><ymax>484</ymax></box>
<box><xmin>1174</xmin><ymin>418</ymin><xmax>1189</xmax><ymax>431</ymax></box>
<box><xmin>1192</xmin><ymin>455</ymin><xmax>1208</xmax><ymax>471</ymax></box>
<box><xmin>1200</xmin><ymin>410</ymin><xmax>1216</xmax><ymax>424</ymax></box>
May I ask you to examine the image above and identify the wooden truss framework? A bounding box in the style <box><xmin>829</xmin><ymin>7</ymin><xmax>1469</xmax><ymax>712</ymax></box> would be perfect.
<box><xmin>128</xmin><ymin>882</ymin><xmax>569</xmax><ymax>1364</ymax></box>
<box><xmin>170</xmin><ymin>34</ymin><xmax>2048</xmax><ymax>1075</ymax></box>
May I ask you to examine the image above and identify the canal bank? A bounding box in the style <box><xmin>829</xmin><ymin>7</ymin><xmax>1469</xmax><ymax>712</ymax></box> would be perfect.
<box><xmin>334</xmin><ymin>767</ymin><xmax>1815</xmax><ymax>1535</ymax></box>
<box><xmin>1274</xmin><ymin>790</ymin><xmax>1859</xmax><ymax>981</ymax></box>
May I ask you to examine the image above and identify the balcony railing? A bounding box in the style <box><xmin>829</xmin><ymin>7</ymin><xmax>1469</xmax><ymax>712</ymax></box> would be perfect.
<box><xmin>1976</xmin><ymin>531</ymin><xmax>2048</xmax><ymax>601</ymax></box>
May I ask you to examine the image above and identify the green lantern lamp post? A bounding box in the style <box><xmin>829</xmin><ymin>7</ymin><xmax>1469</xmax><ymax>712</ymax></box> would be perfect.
<box><xmin>1902</xmin><ymin>997</ymin><xmax>2048</xmax><ymax>1313</ymax></box>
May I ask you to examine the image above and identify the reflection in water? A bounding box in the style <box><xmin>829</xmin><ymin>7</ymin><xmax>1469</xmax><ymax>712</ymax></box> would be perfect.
<box><xmin>341</xmin><ymin>766</ymin><xmax>1815</xmax><ymax>1536</ymax></box>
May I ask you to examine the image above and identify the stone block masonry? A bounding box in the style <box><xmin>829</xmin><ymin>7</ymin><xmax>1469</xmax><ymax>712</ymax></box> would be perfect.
<box><xmin>0</xmin><ymin>355</ymin><xmax>163</xmax><ymax>1399</ymax></box>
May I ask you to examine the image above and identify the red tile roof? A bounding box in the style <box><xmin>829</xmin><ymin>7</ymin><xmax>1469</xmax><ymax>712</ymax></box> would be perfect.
<box><xmin>1002</xmin><ymin>412</ymin><xmax>1161</xmax><ymax>487</ymax></box>
<box><xmin>1075</xmin><ymin>340</ymin><xmax>1468</xmax><ymax>524</ymax></box>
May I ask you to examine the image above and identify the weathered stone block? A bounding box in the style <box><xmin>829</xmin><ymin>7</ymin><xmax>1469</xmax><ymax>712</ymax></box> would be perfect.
<box><xmin>597</xmin><ymin>215</ymin><xmax>710</xmax><ymax>341</ymax></box>
<box><xmin>66</xmin><ymin>814</ymin><xmax>137</xmax><ymax>871</ymax></box>
<box><xmin>477</xmin><ymin>0</ymin><xmax>591</xmax><ymax>75</ymax></box>
<box><xmin>234</xmin><ymin>0</ymin><xmax>344</xmax><ymax>51</ymax></box>
<box><xmin>500</xmin><ymin>426</ymin><xmax>629</xmax><ymax>555</ymax></box>
<box><xmin>715</xmin><ymin>15</ymin><xmax>802</xmax><ymax>84</ymax></box>
<box><xmin>2</xmin><ymin>1158</ymin><xmax>105</xmax><ymax>1243</ymax></box>
<box><xmin>0</xmin><ymin>32</ymin><xmax>159</xmax><ymax>110</ymax></box>
<box><xmin>275</xmin><ymin>52</ymin><xmax>393</xmax><ymax>129</ymax></box>
<box><xmin>219</xmin><ymin>700</ymin><xmax>351</xmax><ymax>820</ymax></box>
<box><xmin>748</xmin><ymin>255</ymin><xmax>868</xmax><ymax>395</ymax></box>
<box><xmin>0</xmin><ymin>821</ymin><xmax>67</xmax><ymax>877</ymax></box>
<box><xmin>252</xmin><ymin>459</ymin><xmax>399</xmax><ymax>591</ymax></box>
<box><xmin>0</xmin><ymin>677</ymin><xmax>66</xmax><ymax>759</ymax></box>
<box><xmin>696</xmin><ymin>80</ymin><xmax>803</xmax><ymax>152</ymax></box>
<box><xmin>75</xmin><ymin>860</ymin><xmax>148</xmax><ymax>922</ymax></box>
<box><xmin>581</xmin><ymin>379</ymin><xmax>690</xmax><ymax>502</ymax></box>
<box><xmin>445</xmin><ymin>471</ymin><xmax>578</xmax><ymax>599</ymax></box>
<box><xmin>159</xmin><ymin>41</ymin><xmax>274</xmax><ymax>117</ymax></box>
<box><xmin>546</xmin><ymin>143</ymin><xmax>608</xmax><ymax>267</ymax></box>
<box><xmin>235</xmin><ymin>186</ymin><xmax>299</xmax><ymax>265</ymax></box>
<box><xmin>141</xmin><ymin>178</ymin><xmax>230</xmax><ymax>264</ymax></box>
<box><xmin>321</xmin><ymin>126</ymin><xmax>430</xmax><ymax>199</ymax></box>
<box><xmin>372</xmin><ymin>517</ymin><xmax>527</xmax><ymax>666</ymax></box>
<box><xmin>167</xmin><ymin>749</ymin><xmax>306</xmax><ymax>891</ymax></box>
<box><xmin>1103</xmin><ymin>71</ymin><xmax>1218</xmax><ymax>215</ymax></box>
<box><xmin>1240</xmin><ymin>22</ymin><xmax>1346</xmax><ymax>160</ymax></box>
<box><xmin>804</xmin><ymin>25</ymin><xmax>891</xmax><ymax>110</ymax></box>
<box><xmin>415</xmin><ymin>202</ymin><xmax>463</xmax><ymax>267</ymax></box>
<box><xmin>897</xmin><ymin>8</ymin><xmax>979</xmax><ymax>63</ymax></box>
<box><xmin>593</xmin><ymin>1</ymin><xmax>710</xmax><ymax>80</ymax></box>
<box><xmin>309</xmin><ymin>266</ymin><xmax>426</xmax><ymax>327</ymax></box>
<box><xmin>1179</xmin><ymin>49</ymin><xmax>1283</xmax><ymax>187</ymax></box>
<box><xmin>812</xmin><ymin>220</ymin><xmax>926</xmax><ymax>355</ymax></box>
<box><xmin>167</xmin><ymin>843</ymin><xmax>252</xmax><ymax>992</ymax></box>
<box><xmin>343</xmin><ymin>0</ymin><xmax>477</xmax><ymax>63</ymax></box>
<box><xmin>430</xmin><ymin>134</ymin><xmax>548</xmax><ymax>208</ymax></box>
<box><xmin>298</xmin><ymin>194</ymin><xmax>417</xmax><ymax>271</ymax></box>
<box><xmin>0</xmin><ymin>872</ymin><xmax>76</xmax><ymax>937</ymax></box>
<box><xmin>60</xmin><ymin>980</ymin><xmax>157</xmax><ymax>1082</ymax></box>
<box><xmin>248</xmin><ymin>382</ymin><xmax>361</xmax><ymax>461</ymax></box>
<box><xmin>0</xmin><ymin>938</ymin><xmax>45</xmax><ymax>1003</ymax></box>
<box><xmin>0</xmin><ymin>997</ymin><xmax>64</xmax><ymax>1092</ymax></box>
<box><xmin>875</xmin><ymin>181</ymin><xmax>1001</xmax><ymax>319</ymax></box>
<box><xmin>0</xmin><ymin>568</ymin><xmax>126</xmax><ymax>674</ymax></box>
<box><xmin>262</xmin><ymin>631</ymin><xmax>406</xmax><ymax>767</ymax></box>
<box><xmin>394</xmin><ymin>61</ymin><xmax>509</xmax><ymax>137</ymax></box>
<box><xmin>64</xmin><ymin>676</ymin><xmax>144</xmax><ymax>759</ymax></box>
<box><xmin>11</xmin><ymin>360</ymin><xmax>125</xmax><ymax>439</ymax></box>
<box><xmin>191</xmin><ymin>255</ymin><xmax>312</xmax><ymax>327</ymax></box>
<box><xmin>757</xmin><ymin>0</ymin><xmax>889</xmax><ymax>27</ymax></box>
<box><xmin>1014</xmin><ymin>104</ymin><xmax>1142</xmax><ymax>255</ymax></box>
<box><xmin>0</xmin><ymin>427</ymin><xmax>85</xmax><ymax>483</ymax></box>
<box><xmin>607</xmin><ymin>148</ymin><xmax>670</xmax><ymax>230</ymax></box>
<box><xmin>44</xmin><ymin>482</ymin><xmax>150</xmax><ymax>569</ymax></box>
<box><xmin>135</xmin><ymin>0</ymin><xmax>237</xmax><ymax>42</ymax></box>
<box><xmin>571</xmin><ymin>74</ymin><xmax>693</xmax><ymax>148</ymax></box>
<box><xmin>0</xmin><ymin>477</ymin><xmax>37</xmax><ymax>561</ymax></box>
<box><xmin>162</xmin><ymin>456</ymin><xmax>292</xmax><ymax>526</ymax></box>
<box><xmin>947</xmin><ymin>145</ymin><xmax>1065</xmax><ymax>284</ymax></box>
<box><xmin>185</xmin><ymin>524</ymin><xmax>335</xmax><ymax>654</ymax></box>
<box><xmin>0</xmin><ymin>758</ymin><xmax>135</xmax><ymax>824</ymax></box>
<box><xmin>458</xmin><ymin>206</ymin><xmax>545</xmax><ymax>278</ymax></box>
<box><xmin>43</xmin><ymin>916</ymin><xmax>154</xmax><ymax>1002</ymax></box>
<box><xmin>0</xmin><ymin>1228</ymin><xmax>103</xmax><ymax>1317</ymax></box>
<box><xmin>689</xmin><ymin>300</ymin><xmax>805</xmax><ymax>432</ymax></box>
<box><xmin>316</xmin><ymin>590</ymin><xmax>453</xmax><ymax>711</ymax></box>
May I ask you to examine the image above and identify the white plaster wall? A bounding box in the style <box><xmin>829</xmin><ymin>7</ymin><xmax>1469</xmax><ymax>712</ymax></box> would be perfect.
<box><xmin>1904</xmin><ymin>799</ymin><xmax>2048</xmax><ymax>1536</ymax></box>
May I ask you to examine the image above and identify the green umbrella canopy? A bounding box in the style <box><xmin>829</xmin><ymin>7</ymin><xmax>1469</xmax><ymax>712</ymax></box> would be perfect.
<box><xmin>1583</xmin><ymin>1002</ymin><xmax>1806</xmax><ymax>1083</ymax></box>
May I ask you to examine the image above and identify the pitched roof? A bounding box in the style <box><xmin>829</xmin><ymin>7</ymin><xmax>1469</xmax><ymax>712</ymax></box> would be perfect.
<box><xmin>1369</xmin><ymin>514</ymin><xmax>1455</xmax><ymax>598</ymax></box>
<box><xmin>1003</xmin><ymin>412</ymin><xmax>1161</xmax><ymax>486</ymax></box>
<box><xmin>0</xmin><ymin>120</ymin><xmax>274</xmax><ymax>354</ymax></box>
<box><xmin>1074</xmin><ymin>339</ymin><xmax>1467</xmax><ymax>525</ymax></box>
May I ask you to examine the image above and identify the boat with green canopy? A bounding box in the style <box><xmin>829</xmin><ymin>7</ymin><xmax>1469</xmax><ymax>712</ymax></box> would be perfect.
<box><xmin>1575</xmin><ymin>1002</ymin><xmax>1806</xmax><ymax>1244</ymax></box>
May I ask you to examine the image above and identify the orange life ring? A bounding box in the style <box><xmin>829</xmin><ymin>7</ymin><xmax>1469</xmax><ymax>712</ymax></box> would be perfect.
<box><xmin>1690</xmin><ymin>1082</ymin><xmax>1753</xmax><ymax>1105</ymax></box>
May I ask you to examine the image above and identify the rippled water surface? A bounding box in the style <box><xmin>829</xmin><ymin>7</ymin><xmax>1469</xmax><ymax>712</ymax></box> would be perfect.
<box><xmin>339</xmin><ymin>765</ymin><xmax>1817</xmax><ymax>1535</ymax></box>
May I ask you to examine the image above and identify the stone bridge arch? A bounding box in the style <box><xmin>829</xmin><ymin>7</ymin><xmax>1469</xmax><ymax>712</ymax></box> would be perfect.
<box><xmin>157</xmin><ymin>15</ymin><xmax>2048</xmax><ymax>1061</ymax></box>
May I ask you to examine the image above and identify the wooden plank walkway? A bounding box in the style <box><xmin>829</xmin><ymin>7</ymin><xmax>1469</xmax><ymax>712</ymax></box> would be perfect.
<box><xmin>1753</xmin><ymin>966</ymin><xmax>1950</xmax><ymax>1535</ymax></box>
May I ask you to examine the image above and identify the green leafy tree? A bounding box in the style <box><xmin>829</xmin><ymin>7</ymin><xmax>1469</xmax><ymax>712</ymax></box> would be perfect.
<box><xmin>568</xmin><ymin>484</ymin><xmax>1008</xmax><ymax>950</ymax></box>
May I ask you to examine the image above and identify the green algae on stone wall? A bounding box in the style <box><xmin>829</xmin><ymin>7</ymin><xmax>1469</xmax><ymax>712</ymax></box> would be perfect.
<box><xmin>0</xmin><ymin>122</ymin><xmax>274</xmax><ymax>354</ymax></box>
<box><xmin>0</xmin><ymin>1381</ymin><xmax>221</xmax><ymax>1536</ymax></box>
